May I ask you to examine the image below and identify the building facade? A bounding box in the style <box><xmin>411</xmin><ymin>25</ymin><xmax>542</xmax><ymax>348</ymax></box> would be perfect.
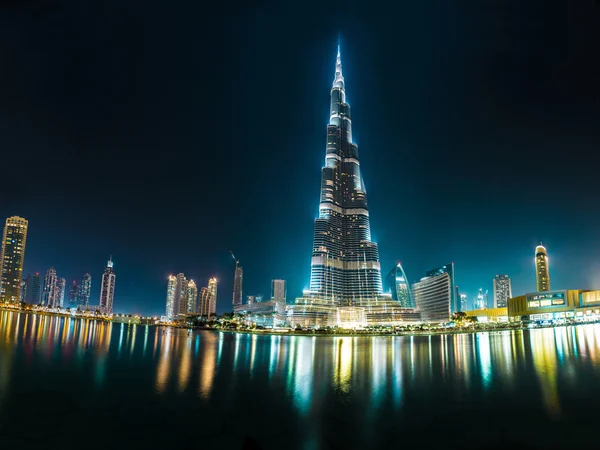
<box><xmin>535</xmin><ymin>244</ymin><xmax>551</xmax><ymax>291</ymax></box>
<box><xmin>99</xmin><ymin>257</ymin><xmax>116</xmax><ymax>314</ymax></box>
<box><xmin>272</xmin><ymin>279</ymin><xmax>286</xmax><ymax>305</ymax></box>
<box><xmin>207</xmin><ymin>277</ymin><xmax>217</xmax><ymax>315</ymax></box>
<box><xmin>474</xmin><ymin>288</ymin><xmax>488</xmax><ymax>310</ymax></box>
<box><xmin>78</xmin><ymin>273</ymin><xmax>92</xmax><ymax>306</ymax></box>
<box><xmin>411</xmin><ymin>264</ymin><xmax>456</xmax><ymax>323</ymax></box>
<box><xmin>232</xmin><ymin>264</ymin><xmax>243</xmax><ymax>308</ymax></box>
<box><xmin>24</xmin><ymin>272</ymin><xmax>42</xmax><ymax>304</ymax></box>
<box><xmin>57</xmin><ymin>277</ymin><xmax>66</xmax><ymax>308</ymax></box>
<box><xmin>166</xmin><ymin>275</ymin><xmax>177</xmax><ymax>319</ymax></box>
<box><xmin>0</xmin><ymin>216</ymin><xmax>28</xmax><ymax>304</ymax></box>
<box><xmin>186</xmin><ymin>279</ymin><xmax>198</xmax><ymax>313</ymax></box>
<box><xmin>69</xmin><ymin>280</ymin><xmax>79</xmax><ymax>309</ymax></box>
<box><xmin>493</xmin><ymin>274</ymin><xmax>512</xmax><ymax>308</ymax></box>
<box><xmin>384</xmin><ymin>263</ymin><xmax>414</xmax><ymax>308</ymax></box>
<box><xmin>460</xmin><ymin>293</ymin><xmax>468</xmax><ymax>312</ymax></box>
<box><xmin>42</xmin><ymin>267</ymin><xmax>58</xmax><ymax>308</ymax></box>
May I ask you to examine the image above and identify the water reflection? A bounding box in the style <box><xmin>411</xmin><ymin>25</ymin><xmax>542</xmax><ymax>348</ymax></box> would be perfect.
<box><xmin>4</xmin><ymin>310</ymin><xmax>600</xmax><ymax>447</ymax></box>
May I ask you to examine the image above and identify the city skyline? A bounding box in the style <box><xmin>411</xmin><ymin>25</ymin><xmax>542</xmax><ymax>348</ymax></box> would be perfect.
<box><xmin>2</xmin><ymin>3</ymin><xmax>599</xmax><ymax>316</ymax></box>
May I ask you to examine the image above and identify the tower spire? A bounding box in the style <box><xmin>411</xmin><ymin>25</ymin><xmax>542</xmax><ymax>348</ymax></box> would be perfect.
<box><xmin>333</xmin><ymin>41</ymin><xmax>344</xmax><ymax>89</ymax></box>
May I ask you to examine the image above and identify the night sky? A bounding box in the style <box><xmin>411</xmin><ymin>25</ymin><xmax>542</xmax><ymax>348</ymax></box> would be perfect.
<box><xmin>1</xmin><ymin>1</ymin><xmax>599</xmax><ymax>315</ymax></box>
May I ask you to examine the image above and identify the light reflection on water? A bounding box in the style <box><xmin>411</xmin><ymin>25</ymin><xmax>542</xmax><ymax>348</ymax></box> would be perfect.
<box><xmin>4</xmin><ymin>311</ymin><xmax>600</xmax><ymax>448</ymax></box>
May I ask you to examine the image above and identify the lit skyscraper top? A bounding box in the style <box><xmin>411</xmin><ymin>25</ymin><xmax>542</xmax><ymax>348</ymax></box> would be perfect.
<box><xmin>535</xmin><ymin>243</ymin><xmax>550</xmax><ymax>292</ymax></box>
<box><xmin>308</xmin><ymin>45</ymin><xmax>383</xmax><ymax>305</ymax></box>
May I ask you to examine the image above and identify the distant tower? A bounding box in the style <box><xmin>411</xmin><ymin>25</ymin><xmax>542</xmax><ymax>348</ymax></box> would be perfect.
<box><xmin>24</xmin><ymin>272</ymin><xmax>42</xmax><ymax>304</ymax></box>
<box><xmin>384</xmin><ymin>263</ymin><xmax>414</xmax><ymax>308</ymax></box>
<box><xmin>69</xmin><ymin>280</ymin><xmax>79</xmax><ymax>309</ymax></box>
<box><xmin>42</xmin><ymin>267</ymin><xmax>58</xmax><ymax>307</ymax></box>
<box><xmin>460</xmin><ymin>294</ymin><xmax>468</xmax><ymax>311</ymax></box>
<box><xmin>535</xmin><ymin>243</ymin><xmax>551</xmax><ymax>292</ymax></box>
<box><xmin>231</xmin><ymin>252</ymin><xmax>243</xmax><ymax>308</ymax></box>
<box><xmin>166</xmin><ymin>275</ymin><xmax>177</xmax><ymax>319</ymax></box>
<box><xmin>186</xmin><ymin>279</ymin><xmax>198</xmax><ymax>313</ymax></box>
<box><xmin>271</xmin><ymin>279</ymin><xmax>287</xmax><ymax>306</ymax></box>
<box><xmin>172</xmin><ymin>273</ymin><xmax>187</xmax><ymax>316</ymax></box>
<box><xmin>57</xmin><ymin>278</ymin><xmax>66</xmax><ymax>308</ymax></box>
<box><xmin>99</xmin><ymin>256</ymin><xmax>116</xmax><ymax>314</ymax></box>
<box><xmin>474</xmin><ymin>288</ymin><xmax>488</xmax><ymax>310</ymax></box>
<box><xmin>207</xmin><ymin>277</ymin><xmax>218</xmax><ymax>316</ymax></box>
<box><xmin>0</xmin><ymin>216</ymin><xmax>28</xmax><ymax>304</ymax></box>
<box><xmin>79</xmin><ymin>273</ymin><xmax>92</xmax><ymax>306</ymax></box>
<box><xmin>493</xmin><ymin>274</ymin><xmax>512</xmax><ymax>308</ymax></box>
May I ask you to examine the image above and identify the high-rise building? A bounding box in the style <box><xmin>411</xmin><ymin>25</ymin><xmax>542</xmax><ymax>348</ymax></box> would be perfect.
<box><xmin>474</xmin><ymin>288</ymin><xmax>488</xmax><ymax>310</ymax></box>
<box><xmin>78</xmin><ymin>273</ymin><xmax>92</xmax><ymax>306</ymax></box>
<box><xmin>99</xmin><ymin>257</ymin><xmax>116</xmax><ymax>314</ymax></box>
<box><xmin>460</xmin><ymin>294</ymin><xmax>468</xmax><ymax>312</ymax></box>
<box><xmin>0</xmin><ymin>216</ymin><xmax>28</xmax><ymax>304</ymax></box>
<box><xmin>42</xmin><ymin>267</ymin><xmax>58</xmax><ymax>308</ymax></box>
<box><xmin>20</xmin><ymin>280</ymin><xmax>27</xmax><ymax>302</ymax></box>
<box><xmin>24</xmin><ymin>272</ymin><xmax>42</xmax><ymax>304</ymax></box>
<box><xmin>232</xmin><ymin>263</ymin><xmax>243</xmax><ymax>308</ymax></box>
<box><xmin>173</xmin><ymin>273</ymin><xmax>187</xmax><ymax>316</ymax></box>
<box><xmin>57</xmin><ymin>277</ymin><xmax>66</xmax><ymax>308</ymax></box>
<box><xmin>166</xmin><ymin>275</ymin><xmax>177</xmax><ymax>319</ymax></box>
<box><xmin>207</xmin><ymin>277</ymin><xmax>217</xmax><ymax>316</ymax></box>
<box><xmin>493</xmin><ymin>274</ymin><xmax>512</xmax><ymax>308</ymax></box>
<box><xmin>272</xmin><ymin>279</ymin><xmax>286</xmax><ymax>306</ymax></box>
<box><xmin>384</xmin><ymin>263</ymin><xmax>414</xmax><ymax>308</ymax></box>
<box><xmin>69</xmin><ymin>280</ymin><xmax>79</xmax><ymax>309</ymax></box>
<box><xmin>535</xmin><ymin>243</ymin><xmax>551</xmax><ymax>292</ymax></box>
<box><xmin>247</xmin><ymin>295</ymin><xmax>255</xmax><ymax>305</ymax></box>
<box><xmin>306</xmin><ymin>46</ymin><xmax>383</xmax><ymax>306</ymax></box>
<box><xmin>186</xmin><ymin>279</ymin><xmax>198</xmax><ymax>313</ymax></box>
<box><xmin>199</xmin><ymin>278</ymin><xmax>217</xmax><ymax>318</ymax></box>
<box><xmin>412</xmin><ymin>263</ymin><xmax>456</xmax><ymax>322</ymax></box>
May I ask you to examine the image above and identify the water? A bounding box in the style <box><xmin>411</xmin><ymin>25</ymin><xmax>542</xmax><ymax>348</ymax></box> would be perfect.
<box><xmin>1</xmin><ymin>310</ymin><xmax>600</xmax><ymax>449</ymax></box>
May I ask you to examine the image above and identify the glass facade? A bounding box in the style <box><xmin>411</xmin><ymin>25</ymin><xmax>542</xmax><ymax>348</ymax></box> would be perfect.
<box><xmin>0</xmin><ymin>216</ymin><xmax>28</xmax><ymax>304</ymax></box>
<box><xmin>493</xmin><ymin>274</ymin><xmax>512</xmax><ymax>308</ymax></box>
<box><xmin>384</xmin><ymin>263</ymin><xmax>414</xmax><ymax>308</ymax></box>
<box><xmin>535</xmin><ymin>244</ymin><xmax>551</xmax><ymax>292</ymax></box>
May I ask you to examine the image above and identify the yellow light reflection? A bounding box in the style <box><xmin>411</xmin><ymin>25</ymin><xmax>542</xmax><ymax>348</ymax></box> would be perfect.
<box><xmin>530</xmin><ymin>328</ymin><xmax>561</xmax><ymax>418</ymax></box>
<box><xmin>333</xmin><ymin>337</ymin><xmax>353</xmax><ymax>393</ymax></box>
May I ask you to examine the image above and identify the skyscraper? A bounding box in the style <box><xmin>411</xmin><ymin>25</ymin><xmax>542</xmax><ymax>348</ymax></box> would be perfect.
<box><xmin>173</xmin><ymin>272</ymin><xmax>187</xmax><ymax>316</ymax></box>
<box><xmin>384</xmin><ymin>263</ymin><xmax>414</xmax><ymax>308</ymax></box>
<box><xmin>493</xmin><ymin>274</ymin><xmax>512</xmax><ymax>308</ymax></box>
<box><xmin>474</xmin><ymin>288</ymin><xmax>488</xmax><ymax>310</ymax></box>
<box><xmin>78</xmin><ymin>273</ymin><xmax>92</xmax><ymax>306</ymax></box>
<box><xmin>166</xmin><ymin>275</ymin><xmax>177</xmax><ymax>319</ymax></box>
<box><xmin>207</xmin><ymin>277</ymin><xmax>217</xmax><ymax>316</ymax></box>
<box><xmin>535</xmin><ymin>243</ymin><xmax>551</xmax><ymax>292</ymax></box>
<box><xmin>271</xmin><ymin>279</ymin><xmax>286</xmax><ymax>305</ymax></box>
<box><xmin>307</xmin><ymin>46</ymin><xmax>383</xmax><ymax>306</ymax></box>
<box><xmin>460</xmin><ymin>294</ymin><xmax>468</xmax><ymax>312</ymax></box>
<box><xmin>186</xmin><ymin>279</ymin><xmax>198</xmax><ymax>313</ymax></box>
<box><xmin>42</xmin><ymin>267</ymin><xmax>58</xmax><ymax>308</ymax></box>
<box><xmin>232</xmin><ymin>264</ymin><xmax>243</xmax><ymax>308</ymax></box>
<box><xmin>57</xmin><ymin>277</ymin><xmax>66</xmax><ymax>308</ymax></box>
<box><xmin>24</xmin><ymin>273</ymin><xmax>42</xmax><ymax>304</ymax></box>
<box><xmin>0</xmin><ymin>216</ymin><xmax>28</xmax><ymax>304</ymax></box>
<box><xmin>99</xmin><ymin>257</ymin><xmax>116</xmax><ymax>314</ymax></box>
<box><xmin>69</xmin><ymin>280</ymin><xmax>79</xmax><ymax>309</ymax></box>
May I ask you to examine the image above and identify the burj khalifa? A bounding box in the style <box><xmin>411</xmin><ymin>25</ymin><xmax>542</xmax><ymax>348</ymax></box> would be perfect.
<box><xmin>308</xmin><ymin>46</ymin><xmax>383</xmax><ymax>306</ymax></box>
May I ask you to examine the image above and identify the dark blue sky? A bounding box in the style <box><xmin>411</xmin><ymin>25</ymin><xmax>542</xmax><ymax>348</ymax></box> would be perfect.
<box><xmin>1</xmin><ymin>1</ymin><xmax>599</xmax><ymax>314</ymax></box>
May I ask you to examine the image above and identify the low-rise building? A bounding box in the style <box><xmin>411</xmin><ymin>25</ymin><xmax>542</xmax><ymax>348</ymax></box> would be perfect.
<box><xmin>464</xmin><ymin>307</ymin><xmax>508</xmax><ymax>322</ymax></box>
<box><xmin>507</xmin><ymin>289</ymin><xmax>600</xmax><ymax>324</ymax></box>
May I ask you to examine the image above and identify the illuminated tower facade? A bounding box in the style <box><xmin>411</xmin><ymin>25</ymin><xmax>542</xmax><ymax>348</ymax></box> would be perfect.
<box><xmin>0</xmin><ymin>216</ymin><xmax>28</xmax><ymax>304</ymax></box>
<box><xmin>42</xmin><ymin>267</ymin><xmax>58</xmax><ymax>307</ymax></box>
<box><xmin>69</xmin><ymin>280</ymin><xmax>79</xmax><ymax>309</ymax></box>
<box><xmin>208</xmin><ymin>277</ymin><xmax>217</xmax><ymax>316</ymax></box>
<box><xmin>186</xmin><ymin>279</ymin><xmax>198</xmax><ymax>313</ymax></box>
<box><xmin>99</xmin><ymin>257</ymin><xmax>116</xmax><ymax>314</ymax></box>
<box><xmin>166</xmin><ymin>275</ymin><xmax>177</xmax><ymax>319</ymax></box>
<box><xmin>493</xmin><ymin>274</ymin><xmax>512</xmax><ymax>308</ymax></box>
<box><xmin>271</xmin><ymin>279</ymin><xmax>286</xmax><ymax>305</ymax></box>
<box><xmin>535</xmin><ymin>244</ymin><xmax>550</xmax><ymax>292</ymax></box>
<box><xmin>57</xmin><ymin>277</ymin><xmax>66</xmax><ymax>308</ymax></box>
<box><xmin>78</xmin><ymin>273</ymin><xmax>92</xmax><ymax>306</ymax></box>
<box><xmin>384</xmin><ymin>263</ymin><xmax>414</xmax><ymax>308</ymax></box>
<box><xmin>308</xmin><ymin>46</ymin><xmax>383</xmax><ymax>305</ymax></box>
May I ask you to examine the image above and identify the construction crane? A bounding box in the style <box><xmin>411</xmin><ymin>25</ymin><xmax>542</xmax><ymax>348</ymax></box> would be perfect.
<box><xmin>230</xmin><ymin>250</ymin><xmax>239</xmax><ymax>267</ymax></box>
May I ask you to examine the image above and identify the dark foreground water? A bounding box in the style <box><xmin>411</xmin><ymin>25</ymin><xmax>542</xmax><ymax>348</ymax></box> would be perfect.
<box><xmin>2</xmin><ymin>311</ymin><xmax>600</xmax><ymax>449</ymax></box>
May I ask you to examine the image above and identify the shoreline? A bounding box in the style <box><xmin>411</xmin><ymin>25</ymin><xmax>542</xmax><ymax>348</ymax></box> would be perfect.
<box><xmin>2</xmin><ymin>307</ymin><xmax>597</xmax><ymax>338</ymax></box>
